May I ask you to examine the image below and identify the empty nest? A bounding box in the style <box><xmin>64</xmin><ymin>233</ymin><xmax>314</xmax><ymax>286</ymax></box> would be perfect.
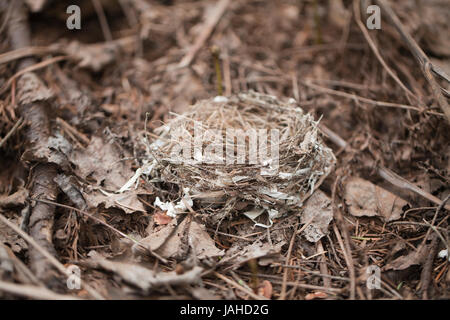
<box><xmin>145</xmin><ymin>91</ymin><xmax>336</xmax><ymax>226</ymax></box>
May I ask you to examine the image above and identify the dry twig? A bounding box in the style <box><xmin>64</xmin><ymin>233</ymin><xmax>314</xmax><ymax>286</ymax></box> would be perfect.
<box><xmin>353</xmin><ymin>0</ymin><xmax>416</xmax><ymax>100</ymax></box>
<box><xmin>178</xmin><ymin>0</ymin><xmax>230</xmax><ymax>68</ymax></box>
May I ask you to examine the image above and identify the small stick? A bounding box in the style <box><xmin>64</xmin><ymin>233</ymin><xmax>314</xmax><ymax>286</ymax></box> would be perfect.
<box><xmin>214</xmin><ymin>271</ymin><xmax>268</xmax><ymax>300</ymax></box>
<box><xmin>426</xmin><ymin>194</ymin><xmax>450</xmax><ymax>239</ymax></box>
<box><xmin>317</xmin><ymin>240</ymin><xmax>331</xmax><ymax>288</ymax></box>
<box><xmin>91</xmin><ymin>0</ymin><xmax>113</xmax><ymax>42</ymax></box>
<box><xmin>332</xmin><ymin>218</ymin><xmax>356</xmax><ymax>299</ymax></box>
<box><xmin>420</xmin><ymin>234</ymin><xmax>439</xmax><ymax>299</ymax></box>
<box><xmin>0</xmin><ymin>55</ymin><xmax>68</xmax><ymax>95</ymax></box>
<box><xmin>0</xmin><ymin>46</ymin><xmax>55</xmax><ymax>65</ymax></box>
<box><xmin>237</xmin><ymin>271</ymin><xmax>344</xmax><ymax>293</ymax></box>
<box><xmin>178</xmin><ymin>0</ymin><xmax>230</xmax><ymax>68</ymax></box>
<box><xmin>304</xmin><ymin>81</ymin><xmax>441</xmax><ymax>116</ymax></box>
<box><xmin>280</xmin><ymin>223</ymin><xmax>299</xmax><ymax>300</ymax></box>
<box><xmin>56</xmin><ymin>117</ymin><xmax>90</xmax><ymax>146</ymax></box>
<box><xmin>353</xmin><ymin>0</ymin><xmax>416</xmax><ymax>100</ymax></box>
<box><xmin>0</xmin><ymin>116</ymin><xmax>23</xmax><ymax>148</ymax></box>
<box><xmin>377</xmin><ymin>167</ymin><xmax>450</xmax><ymax>210</ymax></box>
<box><xmin>247</xmin><ymin>259</ymin><xmax>259</xmax><ymax>292</ymax></box>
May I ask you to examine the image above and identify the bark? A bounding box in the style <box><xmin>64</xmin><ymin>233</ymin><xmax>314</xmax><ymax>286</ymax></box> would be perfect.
<box><xmin>6</xmin><ymin>0</ymin><xmax>60</xmax><ymax>284</ymax></box>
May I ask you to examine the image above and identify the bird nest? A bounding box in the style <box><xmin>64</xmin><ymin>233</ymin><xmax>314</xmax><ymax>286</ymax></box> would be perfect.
<box><xmin>144</xmin><ymin>91</ymin><xmax>335</xmax><ymax>226</ymax></box>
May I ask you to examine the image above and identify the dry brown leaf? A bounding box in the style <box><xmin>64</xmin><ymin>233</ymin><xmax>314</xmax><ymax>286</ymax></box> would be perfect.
<box><xmin>384</xmin><ymin>235</ymin><xmax>436</xmax><ymax>271</ymax></box>
<box><xmin>189</xmin><ymin>220</ymin><xmax>224</xmax><ymax>260</ymax></box>
<box><xmin>219</xmin><ymin>241</ymin><xmax>285</xmax><ymax>270</ymax></box>
<box><xmin>344</xmin><ymin>177</ymin><xmax>408</xmax><ymax>222</ymax></box>
<box><xmin>137</xmin><ymin>219</ymin><xmax>178</xmax><ymax>254</ymax></box>
<box><xmin>301</xmin><ymin>190</ymin><xmax>333</xmax><ymax>242</ymax></box>
<box><xmin>68</xmin><ymin>136</ymin><xmax>145</xmax><ymax>213</ymax></box>
<box><xmin>83</xmin><ymin>189</ymin><xmax>145</xmax><ymax>214</ymax></box>
<box><xmin>134</xmin><ymin>218</ymin><xmax>223</xmax><ymax>260</ymax></box>
<box><xmin>70</xmin><ymin>136</ymin><xmax>132</xmax><ymax>190</ymax></box>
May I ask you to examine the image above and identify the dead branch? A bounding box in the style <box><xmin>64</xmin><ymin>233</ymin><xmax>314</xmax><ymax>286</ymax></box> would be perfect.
<box><xmin>6</xmin><ymin>0</ymin><xmax>60</xmax><ymax>285</ymax></box>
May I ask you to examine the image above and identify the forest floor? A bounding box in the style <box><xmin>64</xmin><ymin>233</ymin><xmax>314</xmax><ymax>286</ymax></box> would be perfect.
<box><xmin>0</xmin><ymin>0</ymin><xmax>449</xmax><ymax>300</ymax></box>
